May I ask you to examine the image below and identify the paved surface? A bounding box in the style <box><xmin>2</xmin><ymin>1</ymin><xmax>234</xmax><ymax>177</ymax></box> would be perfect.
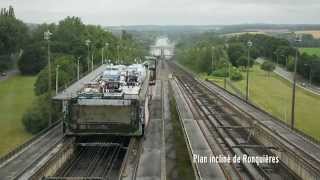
<box><xmin>0</xmin><ymin>69</ymin><xmax>19</xmax><ymax>82</ymax></box>
<box><xmin>170</xmin><ymin>78</ymin><xmax>226</xmax><ymax>180</ymax></box>
<box><xmin>161</xmin><ymin>63</ymin><xmax>178</xmax><ymax>180</ymax></box>
<box><xmin>53</xmin><ymin>65</ymin><xmax>108</xmax><ymax>100</ymax></box>
<box><xmin>0</xmin><ymin>124</ymin><xmax>63</xmax><ymax>180</ymax></box>
<box><xmin>256</xmin><ymin>58</ymin><xmax>320</xmax><ymax>95</ymax></box>
<box><xmin>136</xmin><ymin>79</ymin><xmax>163</xmax><ymax>180</ymax></box>
<box><xmin>137</xmin><ymin>60</ymin><xmax>175</xmax><ymax>180</ymax></box>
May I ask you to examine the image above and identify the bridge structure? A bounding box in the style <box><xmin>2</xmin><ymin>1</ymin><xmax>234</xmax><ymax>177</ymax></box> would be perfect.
<box><xmin>149</xmin><ymin>45</ymin><xmax>175</xmax><ymax>59</ymax></box>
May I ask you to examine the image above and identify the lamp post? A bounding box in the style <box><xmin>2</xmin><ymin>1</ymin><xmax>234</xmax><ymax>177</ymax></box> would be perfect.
<box><xmin>224</xmin><ymin>62</ymin><xmax>227</xmax><ymax>89</ymax></box>
<box><xmin>44</xmin><ymin>30</ymin><xmax>52</xmax><ymax>125</ymax></box>
<box><xmin>102</xmin><ymin>42</ymin><xmax>109</xmax><ymax>65</ymax></box>
<box><xmin>274</xmin><ymin>52</ymin><xmax>279</xmax><ymax>65</ymax></box>
<box><xmin>85</xmin><ymin>39</ymin><xmax>91</xmax><ymax>71</ymax></box>
<box><xmin>228</xmin><ymin>62</ymin><xmax>231</xmax><ymax>80</ymax></box>
<box><xmin>281</xmin><ymin>54</ymin><xmax>288</xmax><ymax>67</ymax></box>
<box><xmin>122</xmin><ymin>46</ymin><xmax>126</xmax><ymax>63</ymax></box>
<box><xmin>101</xmin><ymin>45</ymin><xmax>104</xmax><ymax>65</ymax></box>
<box><xmin>117</xmin><ymin>44</ymin><xmax>120</xmax><ymax>63</ymax></box>
<box><xmin>55</xmin><ymin>65</ymin><xmax>60</xmax><ymax>95</ymax></box>
<box><xmin>304</xmin><ymin>63</ymin><xmax>313</xmax><ymax>86</ymax></box>
<box><xmin>211</xmin><ymin>46</ymin><xmax>215</xmax><ymax>74</ymax></box>
<box><xmin>91</xmin><ymin>53</ymin><xmax>94</xmax><ymax>71</ymax></box>
<box><xmin>291</xmin><ymin>34</ymin><xmax>302</xmax><ymax>129</ymax></box>
<box><xmin>246</xmin><ymin>40</ymin><xmax>253</xmax><ymax>102</ymax></box>
<box><xmin>105</xmin><ymin>43</ymin><xmax>109</xmax><ymax>64</ymax></box>
<box><xmin>76</xmin><ymin>56</ymin><xmax>80</xmax><ymax>80</ymax></box>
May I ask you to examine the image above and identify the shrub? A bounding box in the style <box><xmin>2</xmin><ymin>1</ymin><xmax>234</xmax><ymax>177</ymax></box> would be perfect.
<box><xmin>0</xmin><ymin>54</ymin><xmax>13</xmax><ymax>72</ymax></box>
<box><xmin>286</xmin><ymin>57</ymin><xmax>295</xmax><ymax>72</ymax></box>
<box><xmin>261</xmin><ymin>61</ymin><xmax>276</xmax><ymax>76</ymax></box>
<box><xmin>34</xmin><ymin>55</ymin><xmax>77</xmax><ymax>95</ymax></box>
<box><xmin>22</xmin><ymin>108</ymin><xmax>48</xmax><ymax>134</ymax></box>
<box><xmin>211</xmin><ymin>68</ymin><xmax>228</xmax><ymax>77</ymax></box>
<box><xmin>230</xmin><ymin>70</ymin><xmax>243</xmax><ymax>81</ymax></box>
<box><xmin>18</xmin><ymin>44</ymin><xmax>46</xmax><ymax>75</ymax></box>
<box><xmin>22</xmin><ymin>93</ymin><xmax>61</xmax><ymax>134</ymax></box>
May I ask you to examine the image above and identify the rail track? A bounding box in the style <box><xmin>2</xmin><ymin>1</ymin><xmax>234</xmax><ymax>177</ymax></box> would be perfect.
<box><xmin>119</xmin><ymin>137</ymin><xmax>143</xmax><ymax>180</ymax></box>
<box><xmin>0</xmin><ymin>121</ymin><xmax>63</xmax><ymax>180</ymax></box>
<box><xmin>44</xmin><ymin>136</ymin><xmax>131</xmax><ymax>180</ymax></box>
<box><xmin>169</xmin><ymin>61</ymin><xmax>299</xmax><ymax>180</ymax></box>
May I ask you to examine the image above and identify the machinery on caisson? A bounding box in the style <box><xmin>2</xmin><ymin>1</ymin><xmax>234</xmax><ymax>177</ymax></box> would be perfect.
<box><xmin>62</xmin><ymin>64</ymin><xmax>149</xmax><ymax>137</ymax></box>
<box><xmin>145</xmin><ymin>56</ymin><xmax>157</xmax><ymax>85</ymax></box>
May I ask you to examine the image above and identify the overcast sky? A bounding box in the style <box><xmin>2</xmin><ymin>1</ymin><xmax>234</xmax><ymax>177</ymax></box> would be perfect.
<box><xmin>1</xmin><ymin>0</ymin><xmax>320</xmax><ymax>26</ymax></box>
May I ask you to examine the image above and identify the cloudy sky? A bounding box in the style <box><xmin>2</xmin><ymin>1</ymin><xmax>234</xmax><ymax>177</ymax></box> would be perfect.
<box><xmin>1</xmin><ymin>0</ymin><xmax>320</xmax><ymax>26</ymax></box>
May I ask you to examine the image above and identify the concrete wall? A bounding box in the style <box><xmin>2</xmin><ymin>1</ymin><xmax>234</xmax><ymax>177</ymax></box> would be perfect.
<box><xmin>30</xmin><ymin>140</ymin><xmax>75</xmax><ymax>179</ymax></box>
<box><xmin>254</xmin><ymin>126</ymin><xmax>319</xmax><ymax>180</ymax></box>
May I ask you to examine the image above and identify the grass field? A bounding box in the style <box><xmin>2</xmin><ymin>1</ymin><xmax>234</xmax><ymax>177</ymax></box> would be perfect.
<box><xmin>0</xmin><ymin>75</ymin><xmax>36</xmax><ymax>156</ymax></box>
<box><xmin>208</xmin><ymin>65</ymin><xmax>320</xmax><ymax>140</ymax></box>
<box><xmin>299</xmin><ymin>48</ymin><xmax>320</xmax><ymax>57</ymax></box>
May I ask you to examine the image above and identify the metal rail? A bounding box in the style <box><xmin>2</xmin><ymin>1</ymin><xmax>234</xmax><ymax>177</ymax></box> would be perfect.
<box><xmin>181</xmin><ymin>79</ymin><xmax>269</xmax><ymax>179</ymax></box>
<box><xmin>170</xmin><ymin>61</ymin><xmax>299</xmax><ymax>179</ymax></box>
<box><xmin>118</xmin><ymin>138</ymin><xmax>137</xmax><ymax>180</ymax></box>
<box><xmin>175</xmin><ymin>75</ymin><xmax>254</xmax><ymax>180</ymax></box>
<box><xmin>175</xmin><ymin>62</ymin><xmax>320</xmax><ymax>174</ymax></box>
<box><xmin>209</xmin><ymin>79</ymin><xmax>320</xmax><ymax>145</ymax></box>
<box><xmin>0</xmin><ymin>120</ymin><xmax>61</xmax><ymax>166</ymax></box>
<box><xmin>169</xmin><ymin>82</ymin><xmax>203</xmax><ymax>179</ymax></box>
<box><xmin>202</xmin><ymin>79</ymin><xmax>320</xmax><ymax>174</ymax></box>
<box><xmin>14</xmin><ymin>134</ymin><xmax>64</xmax><ymax>179</ymax></box>
<box><xmin>48</xmin><ymin>137</ymin><xmax>129</xmax><ymax>180</ymax></box>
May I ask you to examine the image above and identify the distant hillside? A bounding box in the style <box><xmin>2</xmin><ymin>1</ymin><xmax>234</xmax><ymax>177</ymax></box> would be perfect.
<box><xmin>106</xmin><ymin>24</ymin><xmax>320</xmax><ymax>35</ymax></box>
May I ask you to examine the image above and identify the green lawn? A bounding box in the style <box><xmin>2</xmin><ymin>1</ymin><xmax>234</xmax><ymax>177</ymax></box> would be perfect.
<box><xmin>299</xmin><ymin>48</ymin><xmax>320</xmax><ymax>57</ymax></box>
<box><xmin>208</xmin><ymin>66</ymin><xmax>320</xmax><ymax>140</ymax></box>
<box><xmin>0</xmin><ymin>75</ymin><xmax>36</xmax><ymax>156</ymax></box>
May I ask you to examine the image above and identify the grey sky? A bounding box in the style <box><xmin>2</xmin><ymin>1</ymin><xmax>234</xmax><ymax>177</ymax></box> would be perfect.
<box><xmin>1</xmin><ymin>0</ymin><xmax>320</xmax><ymax>25</ymax></box>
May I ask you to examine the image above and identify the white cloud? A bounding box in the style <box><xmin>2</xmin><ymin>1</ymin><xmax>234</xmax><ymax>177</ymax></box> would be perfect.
<box><xmin>1</xmin><ymin>0</ymin><xmax>320</xmax><ymax>25</ymax></box>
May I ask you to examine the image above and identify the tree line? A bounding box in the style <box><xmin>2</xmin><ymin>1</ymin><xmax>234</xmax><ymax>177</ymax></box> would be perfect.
<box><xmin>175</xmin><ymin>32</ymin><xmax>244</xmax><ymax>81</ymax></box>
<box><xmin>1</xmin><ymin>6</ymin><xmax>15</xmax><ymax>17</ymax></box>
<box><xmin>227</xmin><ymin>34</ymin><xmax>320</xmax><ymax>84</ymax></box>
<box><xmin>0</xmin><ymin>6</ymin><xmax>27</xmax><ymax>72</ymax></box>
<box><xmin>175</xmin><ymin>32</ymin><xmax>320</xmax><ymax>85</ymax></box>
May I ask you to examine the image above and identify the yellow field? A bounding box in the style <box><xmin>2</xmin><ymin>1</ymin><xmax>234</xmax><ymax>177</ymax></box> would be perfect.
<box><xmin>296</xmin><ymin>31</ymin><xmax>320</xmax><ymax>39</ymax></box>
<box><xmin>224</xmin><ymin>31</ymin><xmax>266</xmax><ymax>37</ymax></box>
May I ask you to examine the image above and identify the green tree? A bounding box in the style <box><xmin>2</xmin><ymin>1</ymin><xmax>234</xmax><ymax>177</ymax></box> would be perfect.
<box><xmin>261</xmin><ymin>61</ymin><xmax>276</xmax><ymax>77</ymax></box>
<box><xmin>0</xmin><ymin>13</ymin><xmax>27</xmax><ymax>54</ymax></box>
<box><xmin>0</xmin><ymin>7</ymin><xmax>27</xmax><ymax>72</ymax></box>
<box><xmin>286</xmin><ymin>56</ymin><xmax>295</xmax><ymax>72</ymax></box>
<box><xmin>28</xmin><ymin>23</ymin><xmax>56</xmax><ymax>44</ymax></box>
<box><xmin>18</xmin><ymin>44</ymin><xmax>46</xmax><ymax>74</ymax></box>
<box><xmin>0</xmin><ymin>54</ymin><xmax>12</xmax><ymax>72</ymax></box>
<box><xmin>1</xmin><ymin>6</ymin><xmax>15</xmax><ymax>17</ymax></box>
<box><xmin>230</xmin><ymin>69</ymin><xmax>243</xmax><ymax>81</ymax></box>
<box><xmin>34</xmin><ymin>55</ymin><xmax>77</xmax><ymax>95</ymax></box>
<box><xmin>22</xmin><ymin>93</ymin><xmax>61</xmax><ymax>134</ymax></box>
<box><xmin>53</xmin><ymin>17</ymin><xmax>86</xmax><ymax>55</ymax></box>
<box><xmin>227</xmin><ymin>43</ymin><xmax>245</xmax><ymax>66</ymax></box>
<box><xmin>236</xmin><ymin>56</ymin><xmax>249</xmax><ymax>69</ymax></box>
